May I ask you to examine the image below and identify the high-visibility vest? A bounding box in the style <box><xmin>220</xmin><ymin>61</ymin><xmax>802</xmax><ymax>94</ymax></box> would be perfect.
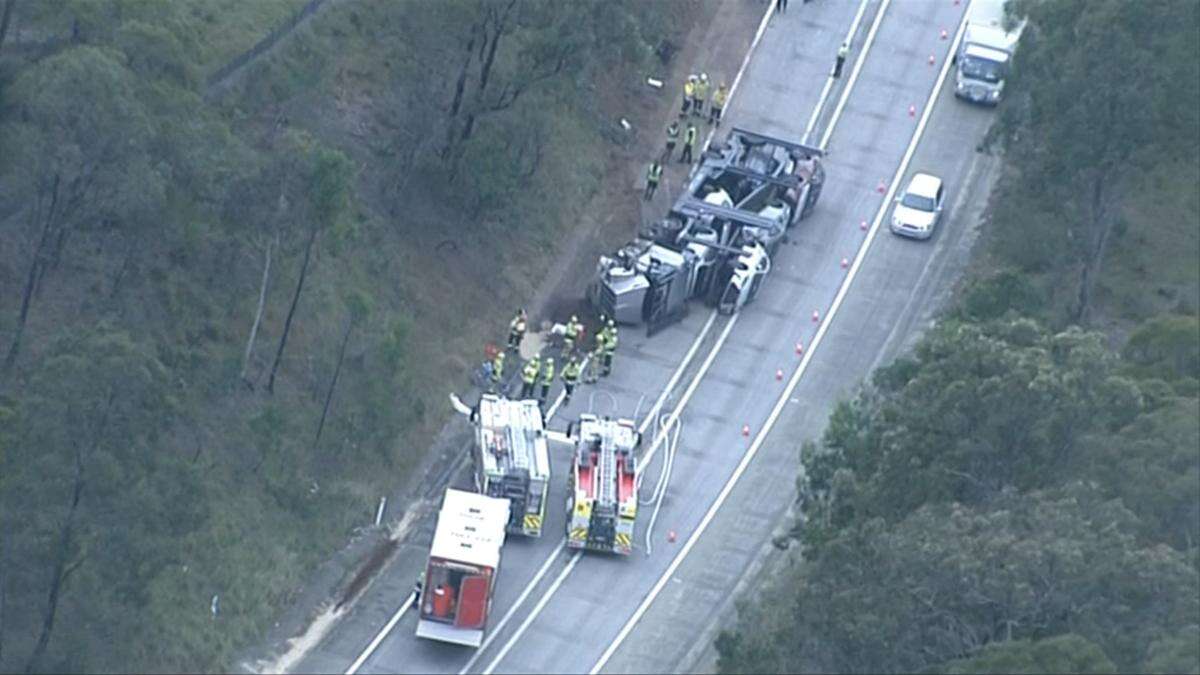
<box><xmin>565</xmin><ymin>320</ymin><xmax>580</xmax><ymax>340</ymax></box>
<box><xmin>522</xmin><ymin>360</ymin><xmax>540</xmax><ymax>384</ymax></box>
<box><xmin>838</xmin><ymin>44</ymin><xmax>848</xmax><ymax>60</ymax></box>
<box><xmin>713</xmin><ymin>87</ymin><xmax>728</xmax><ymax>108</ymax></box>
<box><xmin>604</xmin><ymin>329</ymin><xmax>618</xmax><ymax>353</ymax></box>
<box><xmin>492</xmin><ymin>355</ymin><xmax>505</xmax><ymax>378</ymax></box>
<box><xmin>684</xmin><ymin>126</ymin><xmax>697</xmax><ymax>145</ymax></box>
<box><xmin>666</xmin><ymin>124</ymin><xmax>679</xmax><ymax>141</ymax></box>
<box><xmin>695</xmin><ymin>80</ymin><xmax>709</xmax><ymax>101</ymax></box>
<box><xmin>562</xmin><ymin>362</ymin><xmax>581</xmax><ymax>383</ymax></box>
<box><xmin>541</xmin><ymin>361</ymin><xmax>555</xmax><ymax>385</ymax></box>
<box><xmin>647</xmin><ymin>164</ymin><xmax>662</xmax><ymax>184</ymax></box>
<box><xmin>683</xmin><ymin>80</ymin><xmax>695</xmax><ymax>97</ymax></box>
<box><xmin>510</xmin><ymin>316</ymin><xmax>526</xmax><ymax>333</ymax></box>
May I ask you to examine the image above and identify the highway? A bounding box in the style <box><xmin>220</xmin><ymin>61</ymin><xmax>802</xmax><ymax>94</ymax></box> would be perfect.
<box><xmin>289</xmin><ymin>0</ymin><xmax>1002</xmax><ymax>672</ymax></box>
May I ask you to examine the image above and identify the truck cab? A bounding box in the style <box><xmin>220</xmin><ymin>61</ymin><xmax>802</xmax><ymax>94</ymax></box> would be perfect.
<box><xmin>954</xmin><ymin>0</ymin><xmax>1024</xmax><ymax>106</ymax></box>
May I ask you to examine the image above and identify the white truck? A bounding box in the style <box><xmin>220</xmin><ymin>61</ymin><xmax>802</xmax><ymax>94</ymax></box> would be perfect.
<box><xmin>954</xmin><ymin>0</ymin><xmax>1025</xmax><ymax>106</ymax></box>
<box><xmin>415</xmin><ymin>489</ymin><xmax>510</xmax><ymax>648</ymax></box>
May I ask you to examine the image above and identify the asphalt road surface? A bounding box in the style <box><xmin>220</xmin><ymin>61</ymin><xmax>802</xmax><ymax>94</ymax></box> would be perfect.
<box><xmin>290</xmin><ymin>0</ymin><xmax>1002</xmax><ymax>672</ymax></box>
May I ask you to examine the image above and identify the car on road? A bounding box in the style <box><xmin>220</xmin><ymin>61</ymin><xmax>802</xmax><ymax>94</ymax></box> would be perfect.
<box><xmin>890</xmin><ymin>172</ymin><xmax>945</xmax><ymax>240</ymax></box>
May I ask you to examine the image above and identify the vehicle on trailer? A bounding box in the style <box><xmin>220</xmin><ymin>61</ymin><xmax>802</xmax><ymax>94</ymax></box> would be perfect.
<box><xmin>564</xmin><ymin>414</ymin><xmax>641</xmax><ymax>555</ymax></box>
<box><xmin>415</xmin><ymin>489</ymin><xmax>509</xmax><ymax>648</ymax></box>
<box><xmin>588</xmin><ymin>128</ymin><xmax>825</xmax><ymax>334</ymax></box>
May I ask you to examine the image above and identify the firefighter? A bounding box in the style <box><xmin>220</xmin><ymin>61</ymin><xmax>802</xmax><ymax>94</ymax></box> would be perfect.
<box><xmin>412</xmin><ymin>571</ymin><xmax>425</xmax><ymax>607</ymax></box>
<box><xmin>601</xmin><ymin>320</ymin><xmax>618</xmax><ymax>377</ymax></box>
<box><xmin>680</xmin><ymin>122</ymin><xmax>697</xmax><ymax>164</ymax></box>
<box><xmin>490</xmin><ymin>351</ymin><xmax>505</xmax><ymax>393</ymax></box>
<box><xmin>834</xmin><ymin>42</ymin><xmax>848</xmax><ymax>78</ymax></box>
<box><xmin>584</xmin><ymin>330</ymin><xmax>605</xmax><ymax>384</ymax></box>
<box><xmin>563</xmin><ymin>314</ymin><xmax>582</xmax><ymax>355</ymax></box>
<box><xmin>664</xmin><ymin>120</ymin><xmax>680</xmax><ymax>162</ymax></box>
<box><xmin>561</xmin><ymin>356</ymin><xmax>581</xmax><ymax>405</ymax></box>
<box><xmin>710</xmin><ymin>82</ymin><xmax>728</xmax><ymax>126</ymax></box>
<box><xmin>520</xmin><ymin>356</ymin><xmax>540</xmax><ymax>399</ymax></box>
<box><xmin>507</xmin><ymin>309</ymin><xmax>527</xmax><ymax>351</ymax></box>
<box><xmin>644</xmin><ymin>161</ymin><xmax>663</xmax><ymax>201</ymax></box>
<box><xmin>681</xmin><ymin>75</ymin><xmax>696</xmax><ymax>117</ymax></box>
<box><xmin>539</xmin><ymin>357</ymin><xmax>555</xmax><ymax>406</ymax></box>
<box><xmin>693</xmin><ymin>73</ymin><xmax>709</xmax><ymax>118</ymax></box>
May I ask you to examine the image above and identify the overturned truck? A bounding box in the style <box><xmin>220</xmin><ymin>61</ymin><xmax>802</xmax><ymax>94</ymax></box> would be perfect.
<box><xmin>589</xmin><ymin>128</ymin><xmax>824</xmax><ymax>333</ymax></box>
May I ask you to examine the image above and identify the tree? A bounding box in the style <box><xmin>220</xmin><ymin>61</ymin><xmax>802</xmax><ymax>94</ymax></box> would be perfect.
<box><xmin>718</xmin><ymin>485</ymin><xmax>1199</xmax><ymax>674</ymax></box>
<box><xmin>942</xmin><ymin>634</ymin><xmax>1117</xmax><ymax>674</ymax></box>
<box><xmin>995</xmin><ymin>0</ymin><xmax>1200</xmax><ymax>323</ymax></box>
<box><xmin>1</xmin><ymin>45</ymin><xmax>163</xmax><ymax>372</ymax></box>
<box><xmin>800</xmin><ymin>318</ymin><xmax>1142</xmax><ymax>539</ymax></box>
<box><xmin>266</xmin><ymin>141</ymin><xmax>354</xmax><ymax>393</ymax></box>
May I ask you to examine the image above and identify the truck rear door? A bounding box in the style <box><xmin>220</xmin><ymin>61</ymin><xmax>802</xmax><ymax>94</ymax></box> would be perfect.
<box><xmin>454</xmin><ymin>575</ymin><xmax>491</xmax><ymax>629</ymax></box>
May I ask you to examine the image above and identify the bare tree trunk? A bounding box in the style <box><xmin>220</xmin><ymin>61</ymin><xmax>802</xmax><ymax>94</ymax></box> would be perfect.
<box><xmin>5</xmin><ymin>174</ymin><xmax>61</xmax><ymax>374</ymax></box>
<box><xmin>442</xmin><ymin>26</ymin><xmax>480</xmax><ymax>159</ymax></box>
<box><xmin>267</xmin><ymin>226</ymin><xmax>318</xmax><ymax>394</ymax></box>
<box><xmin>314</xmin><ymin>316</ymin><xmax>353</xmax><ymax>447</ymax></box>
<box><xmin>241</xmin><ymin>234</ymin><xmax>276</xmax><ymax>384</ymax></box>
<box><xmin>1074</xmin><ymin>170</ymin><xmax>1113</xmax><ymax>325</ymax></box>
<box><xmin>0</xmin><ymin>0</ymin><xmax>17</xmax><ymax>54</ymax></box>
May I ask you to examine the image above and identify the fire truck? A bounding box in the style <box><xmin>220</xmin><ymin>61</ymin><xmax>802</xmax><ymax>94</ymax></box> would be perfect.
<box><xmin>564</xmin><ymin>414</ymin><xmax>641</xmax><ymax>555</ymax></box>
<box><xmin>465</xmin><ymin>394</ymin><xmax>551</xmax><ymax>537</ymax></box>
<box><xmin>416</xmin><ymin>489</ymin><xmax>510</xmax><ymax>647</ymax></box>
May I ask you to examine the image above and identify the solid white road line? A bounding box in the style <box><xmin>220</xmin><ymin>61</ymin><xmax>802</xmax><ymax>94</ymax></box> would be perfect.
<box><xmin>588</xmin><ymin>8</ymin><xmax>973</xmax><ymax>674</ymax></box>
<box><xmin>344</xmin><ymin>593</ymin><xmax>415</xmax><ymax>675</ymax></box>
<box><xmin>480</xmin><ymin>553</ymin><xmax>583</xmax><ymax>675</ymax></box>
<box><xmin>457</xmin><ymin>545</ymin><xmax>568</xmax><ymax>674</ymax></box>
<box><xmin>820</xmin><ymin>0</ymin><xmax>893</xmax><ymax>150</ymax></box>
<box><xmin>636</xmin><ymin>311</ymin><xmax>718</xmax><ymax>435</ymax></box>
<box><xmin>803</xmin><ymin>0</ymin><xmax>871</xmax><ymax>144</ymax></box>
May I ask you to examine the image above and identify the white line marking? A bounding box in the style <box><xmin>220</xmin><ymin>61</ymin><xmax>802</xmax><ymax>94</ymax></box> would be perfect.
<box><xmin>344</xmin><ymin>593</ymin><xmax>415</xmax><ymax>675</ymax></box>
<box><xmin>702</xmin><ymin>0</ymin><xmax>776</xmax><ymax>152</ymax></box>
<box><xmin>636</xmin><ymin>311</ymin><xmax>718</xmax><ymax>435</ymax></box>
<box><xmin>803</xmin><ymin>0</ymin><xmax>871</xmax><ymax>143</ymax></box>
<box><xmin>589</xmin><ymin>7</ymin><xmax>973</xmax><ymax>673</ymax></box>
<box><xmin>819</xmin><ymin>0</ymin><xmax>893</xmax><ymax>150</ymax></box>
<box><xmin>480</xmin><ymin>553</ymin><xmax>583</xmax><ymax>675</ymax></box>
<box><xmin>457</xmin><ymin>545</ymin><xmax>567</xmax><ymax>674</ymax></box>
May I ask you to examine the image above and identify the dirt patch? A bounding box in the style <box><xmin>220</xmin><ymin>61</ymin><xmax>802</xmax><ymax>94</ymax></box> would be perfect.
<box><xmin>336</xmin><ymin>537</ymin><xmax>399</xmax><ymax>611</ymax></box>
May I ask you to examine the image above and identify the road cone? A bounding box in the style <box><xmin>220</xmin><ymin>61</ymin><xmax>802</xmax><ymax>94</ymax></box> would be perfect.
<box><xmin>928</xmin><ymin>54</ymin><xmax>936</xmax><ymax>66</ymax></box>
<box><xmin>876</xmin><ymin>180</ymin><xmax>886</xmax><ymax>194</ymax></box>
<box><xmin>860</xmin><ymin>219</ymin><xmax>869</xmax><ymax>231</ymax></box>
<box><xmin>795</xmin><ymin>341</ymin><xmax>804</xmax><ymax>355</ymax></box>
<box><xmin>941</xmin><ymin>29</ymin><xmax>948</xmax><ymax>40</ymax></box>
<box><xmin>668</xmin><ymin>530</ymin><xmax>677</xmax><ymax>543</ymax></box>
<box><xmin>812</xmin><ymin>310</ymin><xmax>820</xmax><ymax>322</ymax></box>
<box><xmin>775</xmin><ymin>368</ymin><xmax>784</xmax><ymax>381</ymax></box>
<box><xmin>741</xmin><ymin>424</ymin><xmax>750</xmax><ymax>437</ymax></box>
<box><xmin>841</xmin><ymin>257</ymin><xmax>849</xmax><ymax>269</ymax></box>
<box><xmin>908</xmin><ymin>104</ymin><xmax>916</xmax><ymax>117</ymax></box>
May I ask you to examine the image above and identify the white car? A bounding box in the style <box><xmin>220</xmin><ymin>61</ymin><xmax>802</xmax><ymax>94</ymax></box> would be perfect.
<box><xmin>890</xmin><ymin>173</ymin><xmax>945</xmax><ymax>240</ymax></box>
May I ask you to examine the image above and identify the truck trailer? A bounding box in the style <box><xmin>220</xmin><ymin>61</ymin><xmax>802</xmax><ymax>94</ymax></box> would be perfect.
<box><xmin>415</xmin><ymin>489</ymin><xmax>510</xmax><ymax>648</ymax></box>
<box><xmin>954</xmin><ymin>0</ymin><xmax>1025</xmax><ymax>105</ymax></box>
<box><xmin>565</xmin><ymin>414</ymin><xmax>641</xmax><ymax>555</ymax></box>
<box><xmin>588</xmin><ymin>128</ymin><xmax>824</xmax><ymax>334</ymax></box>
